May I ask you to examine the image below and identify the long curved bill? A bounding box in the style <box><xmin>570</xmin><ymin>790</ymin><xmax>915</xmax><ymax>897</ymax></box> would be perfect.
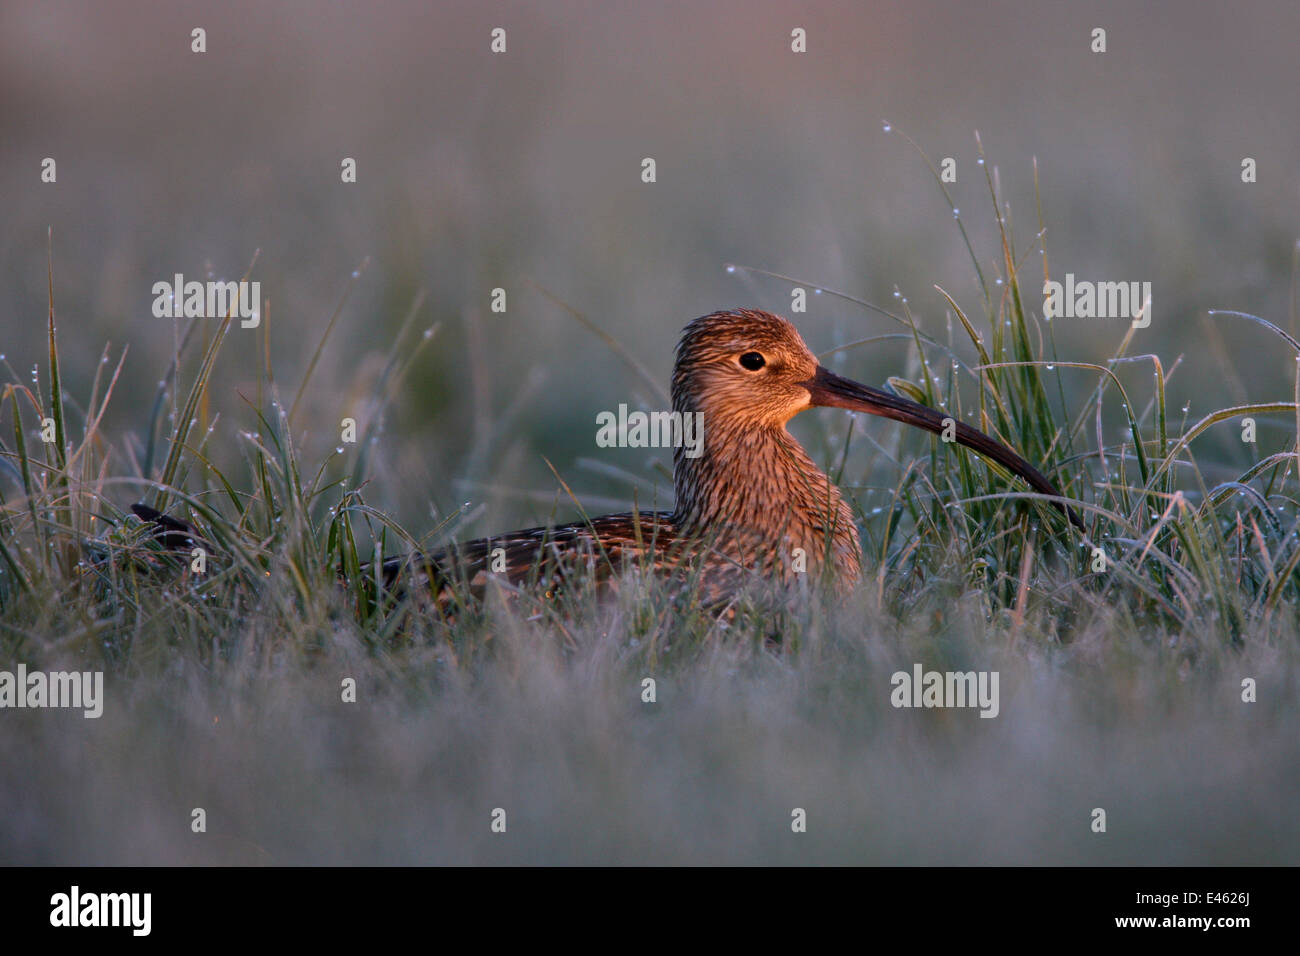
<box><xmin>802</xmin><ymin>365</ymin><xmax>1083</xmax><ymax>530</ymax></box>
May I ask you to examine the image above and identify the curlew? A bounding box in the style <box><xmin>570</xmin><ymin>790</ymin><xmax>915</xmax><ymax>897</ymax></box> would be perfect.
<box><xmin>383</xmin><ymin>309</ymin><xmax>1080</xmax><ymax>609</ymax></box>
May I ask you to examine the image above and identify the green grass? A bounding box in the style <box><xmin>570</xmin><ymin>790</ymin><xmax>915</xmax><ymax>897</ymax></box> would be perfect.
<box><xmin>2</xmin><ymin>149</ymin><xmax>1299</xmax><ymax>864</ymax></box>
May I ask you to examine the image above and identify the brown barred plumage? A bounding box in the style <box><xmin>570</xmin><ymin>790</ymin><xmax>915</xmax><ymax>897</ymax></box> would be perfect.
<box><xmin>382</xmin><ymin>309</ymin><xmax>1080</xmax><ymax>611</ymax></box>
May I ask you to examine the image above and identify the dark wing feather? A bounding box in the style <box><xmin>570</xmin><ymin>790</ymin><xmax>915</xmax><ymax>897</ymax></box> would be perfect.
<box><xmin>381</xmin><ymin>510</ymin><xmax>683</xmax><ymax>608</ymax></box>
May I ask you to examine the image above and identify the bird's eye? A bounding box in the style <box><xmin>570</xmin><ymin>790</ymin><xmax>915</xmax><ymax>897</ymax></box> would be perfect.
<box><xmin>738</xmin><ymin>351</ymin><xmax>766</xmax><ymax>371</ymax></box>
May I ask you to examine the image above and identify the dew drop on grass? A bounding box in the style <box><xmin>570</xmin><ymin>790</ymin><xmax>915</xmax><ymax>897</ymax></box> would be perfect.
<box><xmin>994</xmin><ymin>278</ymin><xmax>1003</xmax><ymax>286</ymax></box>
<box><xmin>336</xmin><ymin>446</ymin><xmax>344</xmax><ymax>454</ymax></box>
<box><xmin>813</xmin><ymin>288</ymin><xmax>822</xmax><ymax>295</ymax></box>
<box><xmin>1045</xmin><ymin>364</ymin><xmax>1055</xmax><ymax>370</ymax></box>
<box><xmin>422</xmin><ymin>327</ymin><xmax>434</xmax><ymax>339</ymax></box>
<box><xmin>977</xmin><ymin>158</ymin><xmax>985</xmax><ymax>165</ymax></box>
<box><xmin>351</xmin><ymin>270</ymin><xmax>360</xmax><ymax>279</ymax></box>
<box><xmin>882</xmin><ymin>122</ymin><xmax>892</xmax><ymax>132</ymax></box>
<box><xmin>870</xmin><ymin>507</ymin><xmax>883</xmax><ymax>515</ymax></box>
<box><xmin>893</xmin><ymin>291</ymin><xmax>901</xmax><ymax>298</ymax></box>
<box><xmin>952</xmin><ymin>208</ymin><xmax>960</xmax><ymax>218</ymax></box>
<box><xmin>725</xmin><ymin>265</ymin><xmax>736</xmax><ymax>273</ymax></box>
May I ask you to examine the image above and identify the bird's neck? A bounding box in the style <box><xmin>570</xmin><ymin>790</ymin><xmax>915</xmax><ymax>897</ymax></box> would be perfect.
<box><xmin>671</xmin><ymin>418</ymin><xmax>861</xmax><ymax>585</ymax></box>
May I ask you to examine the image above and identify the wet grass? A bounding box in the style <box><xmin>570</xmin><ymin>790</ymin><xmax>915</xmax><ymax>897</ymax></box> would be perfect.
<box><xmin>2</xmin><ymin>154</ymin><xmax>1299</xmax><ymax>864</ymax></box>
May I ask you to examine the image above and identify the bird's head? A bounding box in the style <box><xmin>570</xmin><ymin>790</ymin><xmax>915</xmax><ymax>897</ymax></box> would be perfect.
<box><xmin>671</xmin><ymin>309</ymin><xmax>823</xmax><ymax>428</ymax></box>
<box><xmin>671</xmin><ymin>309</ymin><xmax>1082</xmax><ymax>529</ymax></box>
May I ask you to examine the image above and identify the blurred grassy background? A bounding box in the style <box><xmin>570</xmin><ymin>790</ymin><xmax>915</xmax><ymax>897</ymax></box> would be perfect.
<box><xmin>3</xmin><ymin>0</ymin><xmax>1298</xmax><ymax>535</ymax></box>
<box><xmin>2</xmin><ymin>0</ymin><xmax>1299</xmax><ymax>864</ymax></box>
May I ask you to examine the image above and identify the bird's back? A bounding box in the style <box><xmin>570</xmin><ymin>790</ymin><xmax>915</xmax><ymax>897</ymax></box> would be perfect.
<box><xmin>384</xmin><ymin>510</ymin><xmax>697</xmax><ymax>610</ymax></box>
